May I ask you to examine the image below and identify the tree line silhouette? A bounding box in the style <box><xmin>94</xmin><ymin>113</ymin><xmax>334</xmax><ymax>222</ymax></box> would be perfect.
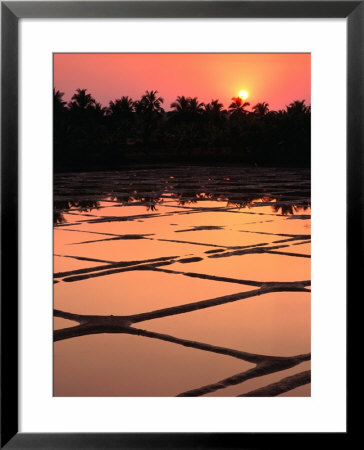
<box><xmin>54</xmin><ymin>88</ymin><xmax>311</xmax><ymax>172</ymax></box>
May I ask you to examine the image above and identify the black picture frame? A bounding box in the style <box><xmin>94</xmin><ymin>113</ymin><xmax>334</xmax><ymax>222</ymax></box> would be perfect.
<box><xmin>1</xmin><ymin>1</ymin><xmax>359</xmax><ymax>448</ymax></box>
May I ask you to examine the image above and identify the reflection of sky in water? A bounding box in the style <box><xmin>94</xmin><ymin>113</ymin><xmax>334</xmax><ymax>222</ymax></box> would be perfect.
<box><xmin>54</xmin><ymin>167</ymin><xmax>311</xmax><ymax>397</ymax></box>
<box><xmin>54</xmin><ymin>334</ymin><xmax>254</xmax><ymax>397</ymax></box>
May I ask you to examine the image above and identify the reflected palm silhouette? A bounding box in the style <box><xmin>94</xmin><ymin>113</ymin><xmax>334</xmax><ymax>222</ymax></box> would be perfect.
<box><xmin>54</xmin><ymin>189</ymin><xmax>310</xmax><ymax>223</ymax></box>
<box><xmin>54</xmin><ymin>200</ymin><xmax>100</xmax><ymax>224</ymax></box>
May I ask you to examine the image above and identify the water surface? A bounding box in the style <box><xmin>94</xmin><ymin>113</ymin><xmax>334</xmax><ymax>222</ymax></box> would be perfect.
<box><xmin>54</xmin><ymin>166</ymin><xmax>311</xmax><ymax>397</ymax></box>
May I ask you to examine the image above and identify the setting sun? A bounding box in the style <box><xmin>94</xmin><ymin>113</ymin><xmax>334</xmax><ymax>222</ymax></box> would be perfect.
<box><xmin>238</xmin><ymin>90</ymin><xmax>249</xmax><ymax>100</ymax></box>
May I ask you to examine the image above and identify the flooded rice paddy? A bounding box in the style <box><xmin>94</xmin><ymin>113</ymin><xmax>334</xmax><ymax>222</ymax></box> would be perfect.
<box><xmin>53</xmin><ymin>166</ymin><xmax>311</xmax><ymax>397</ymax></box>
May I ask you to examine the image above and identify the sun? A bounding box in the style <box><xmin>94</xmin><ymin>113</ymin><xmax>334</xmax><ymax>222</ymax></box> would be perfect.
<box><xmin>238</xmin><ymin>90</ymin><xmax>249</xmax><ymax>100</ymax></box>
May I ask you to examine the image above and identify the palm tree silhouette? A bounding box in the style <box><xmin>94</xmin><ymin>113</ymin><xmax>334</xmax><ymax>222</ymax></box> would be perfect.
<box><xmin>93</xmin><ymin>102</ymin><xmax>107</xmax><ymax>117</ymax></box>
<box><xmin>204</xmin><ymin>99</ymin><xmax>224</xmax><ymax>116</ymax></box>
<box><xmin>188</xmin><ymin>97</ymin><xmax>205</xmax><ymax>115</ymax></box>
<box><xmin>138</xmin><ymin>90</ymin><xmax>164</xmax><ymax>115</ymax></box>
<box><xmin>53</xmin><ymin>86</ymin><xmax>311</xmax><ymax>170</ymax></box>
<box><xmin>53</xmin><ymin>89</ymin><xmax>67</xmax><ymax>113</ymax></box>
<box><xmin>133</xmin><ymin>90</ymin><xmax>164</xmax><ymax>145</ymax></box>
<box><xmin>229</xmin><ymin>97</ymin><xmax>250</xmax><ymax>116</ymax></box>
<box><xmin>108</xmin><ymin>96</ymin><xmax>134</xmax><ymax>116</ymax></box>
<box><xmin>252</xmin><ymin>102</ymin><xmax>269</xmax><ymax>117</ymax></box>
<box><xmin>171</xmin><ymin>96</ymin><xmax>204</xmax><ymax>116</ymax></box>
<box><xmin>69</xmin><ymin>88</ymin><xmax>96</xmax><ymax>110</ymax></box>
<box><xmin>286</xmin><ymin>100</ymin><xmax>310</xmax><ymax>115</ymax></box>
<box><xmin>170</xmin><ymin>95</ymin><xmax>190</xmax><ymax>114</ymax></box>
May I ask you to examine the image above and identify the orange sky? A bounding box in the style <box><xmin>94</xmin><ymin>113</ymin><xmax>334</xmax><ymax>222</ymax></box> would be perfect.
<box><xmin>53</xmin><ymin>53</ymin><xmax>310</xmax><ymax>111</ymax></box>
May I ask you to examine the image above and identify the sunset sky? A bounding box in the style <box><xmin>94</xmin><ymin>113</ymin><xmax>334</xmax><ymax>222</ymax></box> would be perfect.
<box><xmin>54</xmin><ymin>53</ymin><xmax>310</xmax><ymax>111</ymax></box>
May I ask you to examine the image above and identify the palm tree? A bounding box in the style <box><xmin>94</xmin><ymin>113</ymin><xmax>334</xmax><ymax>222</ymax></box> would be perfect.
<box><xmin>94</xmin><ymin>102</ymin><xmax>107</xmax><ymax>117</ymax></box>
<box><xmin>204</xmin><ymin>99</ymin><xmax>224</xmax><ymax>115</ymax></box>
<box><xmin>203</xmin><ymin>99</ymin><xmax>226</xmax><ymax>146</ymax></box>
<box><xmin>252</xmin><ymin>102</ymin><xmax>269</xmax><ymax>117</ymax></box>
<box><xmin>229</xmin><ymin>96</ymin><xmax>250</xmax><ymax>116</ymax></box>
<box><xmin>168</xmin><ymin>96</ymin><xmax>205</xmax><ymax>148</ymax></box>
<box><xmin>138</xmin><ymin>90</ymin><xmax>164</xmax><ymax>115</ymax></box>
<box><xmin>170</xmin><ymin>96</ymin><xmax>205</xmax><ymax>124</ymax></box>
<box><xmin>107</xmin><ymin>96</ymin><xmax>135</xmax><ymax>144</ymax></box>
<box><xmin>133</xmin><ymin>90</ymin><xmax>165</xmax><ymax>145</ymax></box>
<box><xmin>170</xmin><ymin>95</ymin><xmax>190</xmax><ymax>114</ymax></box>
<box><xmin>286</xmin><ymin>100</ymin><xmax>310</xmax><ymax>115</ymax></box>
<box><xmin>53</xmin><ymin>89</ymin><xmax>67</xmax><ymax>113</ymax></box>
<box><xmin>188</xmin><ymin>97</ymin><xmax>205</xmax><ymax>115</ymax></box>
<box><xmin>53</xmin><ymin>89</ymin><xmax>69</xmax><ymax>167</ymax></box>
<box><xmin>108</xmin><ymin>96</ymin><xmax>134</xmax><ymax>116</ymax></box>
<box><xmin>68</xmin><ymin>88</ymin><xmax>96</xmax><ymax>110</ymax></box>
<box><xmin>204</xmin><ymin>99</ymin><xmax>226</xmax><ymax>123</ymax></box>
<box><xmin>170</xmin><ymin>96</ymin><xmax>204</xmax><ymax>115</ymax></box>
